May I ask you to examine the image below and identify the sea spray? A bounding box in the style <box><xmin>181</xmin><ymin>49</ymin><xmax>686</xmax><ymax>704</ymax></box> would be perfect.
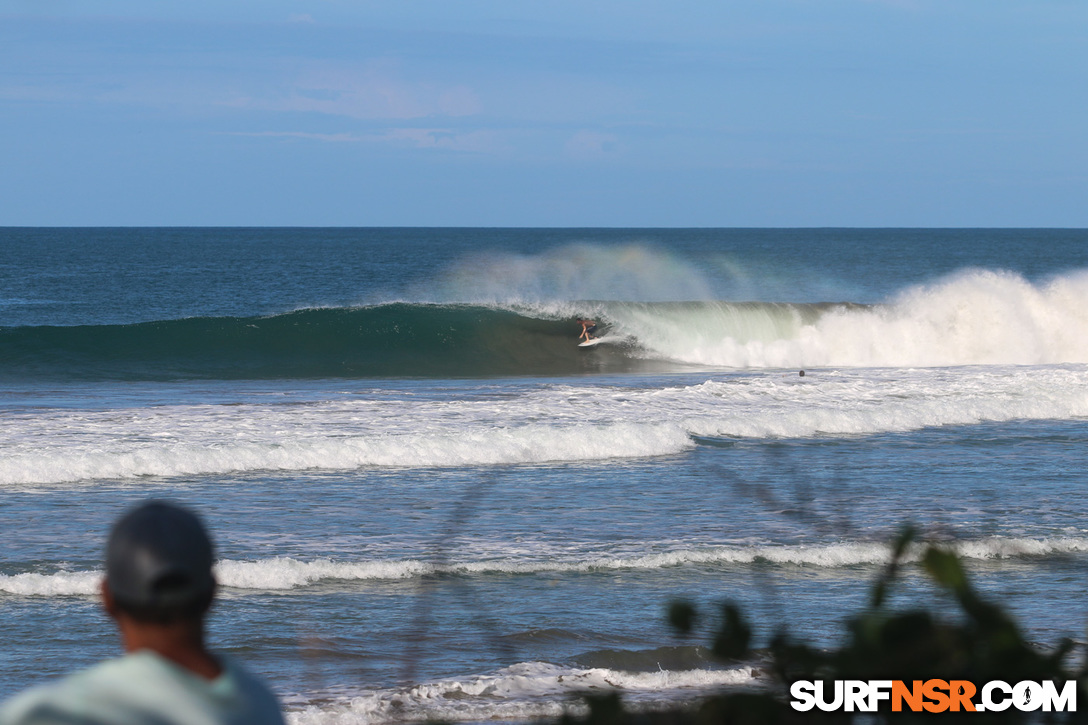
<box><xmin>420</xmin><ymin>243</ymin><xmax>718</xmax><ymax>304</ymax></box>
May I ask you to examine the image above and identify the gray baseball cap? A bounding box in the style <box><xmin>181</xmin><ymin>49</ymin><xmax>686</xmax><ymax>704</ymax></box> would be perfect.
<box><xmin>106</xmin><ymin>500</ymin><xmax>216</xmax><ymax>610</ymax></box>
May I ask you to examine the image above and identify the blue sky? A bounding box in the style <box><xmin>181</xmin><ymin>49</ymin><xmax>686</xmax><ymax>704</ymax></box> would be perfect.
<box><xmin>1</xmin><ymin>1</ymin><xmax>1085</xmax><ymax>226</ymax></box>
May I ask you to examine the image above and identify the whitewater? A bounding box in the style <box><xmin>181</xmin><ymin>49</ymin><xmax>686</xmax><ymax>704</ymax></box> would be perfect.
<box><xmin>3</xmin><ymin>228</ymin><xmax>1088</xmax><ymax>725</ymax></box>
<box><xmin>7</xmin><ymin>536</ymin><xmax>1088</xmax><ymax>598</ymax></box>
<box><xmin>592</xmin><ymin>269</ymin><xmax>1088</xmax><ymax>368</ymax></box>
<box><xmin>2</xmin><ymin>365</ymin><xmax>1088</xmax><ymax>486</ymax></box>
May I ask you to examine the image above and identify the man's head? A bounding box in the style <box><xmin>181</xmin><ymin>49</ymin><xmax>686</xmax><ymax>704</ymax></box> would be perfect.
<box><xmin>104</xmin><ymin>500</ymin><xmax>216</xmax><ymax>624</ymax></box>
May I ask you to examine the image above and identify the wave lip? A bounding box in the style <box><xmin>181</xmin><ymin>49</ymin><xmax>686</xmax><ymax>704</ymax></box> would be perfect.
<box><xmin>7</xmin><ymin>537</ymin><xmax>1087</xmax><ymax>598</ymax></box>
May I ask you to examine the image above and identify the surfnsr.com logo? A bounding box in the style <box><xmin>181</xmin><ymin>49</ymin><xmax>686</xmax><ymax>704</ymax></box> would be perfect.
<box><xmin>790</xmin><ymin>680</ymin><xmax>1078</xmax><ymax>713</ymax></box>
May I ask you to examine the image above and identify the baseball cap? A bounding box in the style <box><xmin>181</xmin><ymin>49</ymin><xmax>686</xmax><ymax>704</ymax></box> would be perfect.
<box><xmin>106</xmin><ymin>500</ymin><xmax>216</xmax><ymax>610</ymax></box>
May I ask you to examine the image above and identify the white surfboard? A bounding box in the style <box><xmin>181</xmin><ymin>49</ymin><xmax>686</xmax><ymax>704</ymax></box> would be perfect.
<box><xmin>578</xmin><ymin>336</ymin><xmax>617</xmax><ymax>348</ymax></box>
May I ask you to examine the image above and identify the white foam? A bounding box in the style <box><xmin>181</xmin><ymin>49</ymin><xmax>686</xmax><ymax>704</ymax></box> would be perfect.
<box><xmin>286</xmin><ymin>662</ymin><xmax>756</xmax><ymax>725</ymax></box>
<box><xmin>0</xmin><ymin>418</ymin><xmax>694</xmax><ymax>486</ymax></box>
<box><xmin>0</xmin><ymin>570</ymin><xmax>100</xmax><ymax>597</ymax></box>
<box><xmin>7</xmin><ymin>537</ymin><xmax>1087</xmax><ymax>598</ymax></box>
<box><xmin>214</xmin><ymin>558</ymin><xmax>432</xmax><ymax>589</ymax></box>
<box><xmin>681</xmin><ymin>368</ymin><xmax>1088</xmax><ymax>439</ymax></box>
<box><xmin>605</xmin><ymin>270</ymin><xmax>1088</xmax><ymax>368</ymax></box>
<box><xmin>3</xmin><ymin>363</ymin><xmax>1088</xmax><ymax>485</ymax></box>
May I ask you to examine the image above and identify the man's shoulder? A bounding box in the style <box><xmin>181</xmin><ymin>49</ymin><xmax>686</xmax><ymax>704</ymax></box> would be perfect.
<box><xmin>212</xmin><ymin>655</ymin><xmax>286</xmax><ymax>722</ymax></box>
<box><xmin>0</xmin><ymin>652</ymin><xmax>284</xmax><ymax>725</ymax></box>
<box><xmin>0</xmin><ymin>658</ymin><xmax>129</xmax><ymax>724</ymax></box>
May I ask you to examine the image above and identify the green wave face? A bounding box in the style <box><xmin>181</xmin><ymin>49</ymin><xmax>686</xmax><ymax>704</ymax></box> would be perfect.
<box><xmin>0</xmin><ymin>304</ymin><xmax>647</xmax><ymax>381</ymax></box>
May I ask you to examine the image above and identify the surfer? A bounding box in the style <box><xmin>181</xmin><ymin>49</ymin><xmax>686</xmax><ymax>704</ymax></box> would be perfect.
<box><xmin>577</xmin><ymin>318</ymin><xmax>598</xmax><ymax>342</ymax></box>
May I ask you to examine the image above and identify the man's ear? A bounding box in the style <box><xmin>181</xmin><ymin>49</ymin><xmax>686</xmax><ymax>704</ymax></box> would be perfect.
<box><xmin>101</xmin><ymin>578</ymin><xmax>119</xmax><ymax>619</ymax></box>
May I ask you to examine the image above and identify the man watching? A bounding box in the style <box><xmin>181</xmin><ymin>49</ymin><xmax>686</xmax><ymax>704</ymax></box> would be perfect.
<box><xmin>0</xmin><ymin>500</ymin><xmax>285</xmax><ymax>724</ymax></box>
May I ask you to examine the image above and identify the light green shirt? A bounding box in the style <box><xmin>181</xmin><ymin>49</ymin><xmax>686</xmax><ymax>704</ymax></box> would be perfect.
<box><xmin>0</xmin><ymin>651</ymin><xmax>285</xmax><ymax>725</ymax></box>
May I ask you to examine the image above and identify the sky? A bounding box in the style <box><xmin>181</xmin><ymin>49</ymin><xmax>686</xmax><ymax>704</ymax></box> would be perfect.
<box><xmin>0</xmin><ymin>1</ymin><xmax>1085</xmax><ymax>226</ymax></box>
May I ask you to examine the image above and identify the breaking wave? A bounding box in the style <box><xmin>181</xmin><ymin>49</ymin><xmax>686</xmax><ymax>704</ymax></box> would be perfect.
<box><xmin>6</xmin><ymin>537</ymin><xmax>1087</xmax><ymax>598</ymax></box>
<box><xmin>3</xmin><ymin>269</ymin><xmax>1088</xmax><ymax>380</ymax></box>
<box><xmin>284</xmin><ymin>662</ymin><xmax>757</xmax><ymax>725</ymax></box>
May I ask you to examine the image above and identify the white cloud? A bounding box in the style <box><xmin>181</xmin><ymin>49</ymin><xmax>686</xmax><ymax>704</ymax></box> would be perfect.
<box><xmin>224</xmin><ymin>61</ymin><xmax>482</xmax><ymax>122</ymax></box>
<box><xmin>564</xmin><ymin>130</ymin><xmax>619</xmax><ymax>158</ymax></box>
<box><xmin>229</xmin><ymin>127</ymin><xmax>507</xmax><ymax>155</ymax></box>
<box><xmin>376</xmin><ymin>127</ymin><xmax>502</xmax><ymax>153</ymax></box>
<box><xmin>438</xmin><ymin>86</ymin><xmax>482</xmax><ymax>117</ymax></box>
<box><xmin>228</xmin><ymin>131</ymin><xmax>358</xmax><ymax>143</ymax></box>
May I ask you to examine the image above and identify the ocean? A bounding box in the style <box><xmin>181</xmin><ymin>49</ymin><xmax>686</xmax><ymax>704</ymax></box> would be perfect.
<box><xmin>2</xmin><ymin>227</ymin><xmax>1088</xmax><ymax>723</ymax></box>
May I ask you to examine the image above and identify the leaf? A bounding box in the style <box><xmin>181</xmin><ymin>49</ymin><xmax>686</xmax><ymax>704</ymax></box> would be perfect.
<box><xmin>922</xmin><ymin>547</ymin><xmax>968</xmax><ymax>595</ymax></box>
<box><xmin>667</xmin><ymin>600</ymin><xmax>698</xmax><ymax>636</ymax></box>
<box><xmin>712</xmin><ymin>603</ymin><xmax>751</xmax><ymax>661</ymax></box>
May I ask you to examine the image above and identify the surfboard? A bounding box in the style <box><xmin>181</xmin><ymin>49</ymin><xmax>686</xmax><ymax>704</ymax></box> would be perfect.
<box><xmin>578</xmin><ymin>336</ymin><xmax>617</xmax><ymax>347</ymax></box>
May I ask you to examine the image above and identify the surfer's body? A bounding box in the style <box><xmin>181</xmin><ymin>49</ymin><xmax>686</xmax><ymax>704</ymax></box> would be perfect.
<box><xmin>577</xmin><ymin>318</ymin><xmax>598</xmax><ymax>342</ymax></box>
